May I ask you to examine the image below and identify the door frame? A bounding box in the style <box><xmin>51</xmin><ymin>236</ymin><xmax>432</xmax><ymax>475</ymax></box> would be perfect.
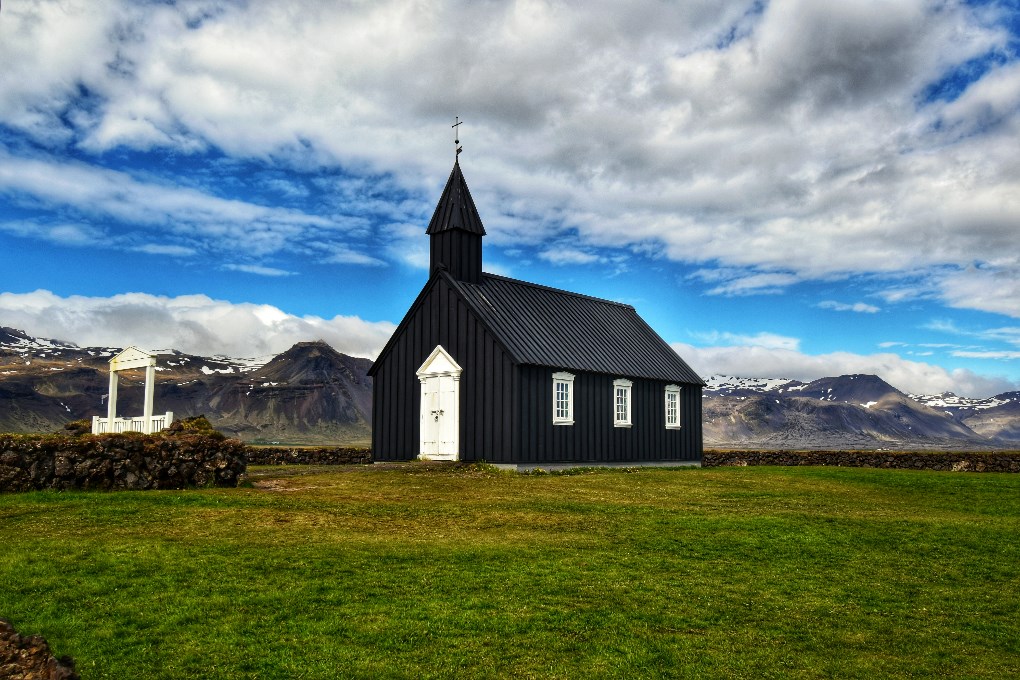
<box><xmin>416</xmin><ymin>345</ymin><xmax>463</xmax><ymax>461</ymax></box>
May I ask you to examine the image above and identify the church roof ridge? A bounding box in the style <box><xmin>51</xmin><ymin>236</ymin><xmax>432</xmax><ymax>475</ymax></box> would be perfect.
<box><xmin>425</xmin><ymin>160</ymin><xmax>486</xmax><ymax>236</ymax></box>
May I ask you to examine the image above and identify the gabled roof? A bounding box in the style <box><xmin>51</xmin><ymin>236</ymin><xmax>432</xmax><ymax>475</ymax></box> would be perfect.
<box><xmin>448</xmin><ymin>273</ymin><xmax>704</xmax><ymax>385</ymax></box>
<box><xmin>110</xmin><ymin>346</ymin><xmax>156</xmax><ymax>371</ymax></box>
<box><xmin>425</xmin><ymin>160</ymin><xmax>486</xmax><ymax>236</ymax></box>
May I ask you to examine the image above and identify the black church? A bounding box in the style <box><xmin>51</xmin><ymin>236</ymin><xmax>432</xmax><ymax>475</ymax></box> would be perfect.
<box><xmin>368</xmin><ymin>159</ymin><xmax>704</xmax><ymax>465</ymax></box>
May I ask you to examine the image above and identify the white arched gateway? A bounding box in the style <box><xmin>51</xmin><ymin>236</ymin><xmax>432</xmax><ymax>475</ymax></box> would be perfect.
<box><xmin>91</xmin><ymin>347</ymin><xmax>174</xmax><ymax>435</ymax></box>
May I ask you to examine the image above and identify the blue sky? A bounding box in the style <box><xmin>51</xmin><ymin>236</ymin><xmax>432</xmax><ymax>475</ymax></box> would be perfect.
<box><xmin>2</xmin><ymin>0</ymin><xmax>1019</xmax><ymax>397</ymax></box>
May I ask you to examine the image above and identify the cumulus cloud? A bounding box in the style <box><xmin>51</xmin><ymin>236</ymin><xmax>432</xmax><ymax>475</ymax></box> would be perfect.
<box><xmin>2</xmin><ymin>0</ymin><xmax>1017</xmax><ymax>312</ymax></box>
<box><xmin>672</xmin><ymin>341</ymin><xmax>1016</xmax><ymax>398</ymax></box>
<box><xmin>0</xmin><ymin>290</ymin><xmax>395</xmax><ymax>360</ymax></box>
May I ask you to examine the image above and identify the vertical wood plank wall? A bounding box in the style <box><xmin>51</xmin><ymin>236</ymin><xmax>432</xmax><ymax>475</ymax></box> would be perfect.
<box><xmin>430</xmin><ymin>231</ymin><xmax>482</xmax><ymax>284</ymax></box>
<box><xmin>514</xmin><ymin>366</ymin><xmax>703</xmax><ymax>463</ymax></box>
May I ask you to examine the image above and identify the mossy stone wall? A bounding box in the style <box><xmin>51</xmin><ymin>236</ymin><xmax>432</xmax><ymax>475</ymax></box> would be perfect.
<box><xmin>703</xmin><ymin>449</ymin><xmax>1020</xmax><ymax>472</ymax></box>
<box><xmin>0</xmin><ymin>433</ymin><xmax>246</xmax><ymax>492</ymax></box>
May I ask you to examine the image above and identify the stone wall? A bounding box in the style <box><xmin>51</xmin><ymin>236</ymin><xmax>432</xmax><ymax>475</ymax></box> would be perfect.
<box><xmin>703</xmin><ymin>449</ymin><xmax>1020</xmax><ymax>472</ymax></box>
<box><xmin>245</xmin><ymin>446</ymin><xmax>371</xmax><ymax>466</ymax></box>
<box><xmin>0</xmin><ymin>433</ymin><xmax>246</xmax><ymax>492</ymax></box>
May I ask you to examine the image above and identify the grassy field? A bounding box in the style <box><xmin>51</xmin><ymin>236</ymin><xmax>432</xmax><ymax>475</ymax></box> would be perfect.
<box><xmin>1</xmin><ymin>463</ymin><xmax>1018</xmax><ymax>679</ymax></box>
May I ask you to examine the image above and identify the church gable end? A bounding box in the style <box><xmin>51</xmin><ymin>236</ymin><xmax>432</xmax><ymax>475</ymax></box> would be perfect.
<box><xmin>370</xmin><ymin>271</ymin><xmax>518</xmax><ymax>462</ymax></box>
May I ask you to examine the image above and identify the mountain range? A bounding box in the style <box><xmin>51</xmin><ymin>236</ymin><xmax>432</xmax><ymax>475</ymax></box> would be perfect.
<box><xmin>0</xmin><ymin>327</ymin><xmax>371</xmax><ymax>445</ymax></box>
<box><xmin>2</xmin><ymin>326</ymin><xmax>1017</xmax><ymax>449</ymax></box>
<box><xmin>703</xmin><ymin>374</ymin><xmax>1019</xmax><ymax>449</ymax></box>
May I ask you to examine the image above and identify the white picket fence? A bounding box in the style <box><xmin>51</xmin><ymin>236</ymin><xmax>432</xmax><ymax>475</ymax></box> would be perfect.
<box><xmin>91</xmin><ymin>412</ymin><xmax>174</xmax><ymax>435</ymax></box>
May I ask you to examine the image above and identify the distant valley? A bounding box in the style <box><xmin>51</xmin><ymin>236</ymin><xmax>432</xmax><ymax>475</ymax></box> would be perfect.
<box><xmin>2</xmin><ymin>327</ymin><xmax>1018</xmax><ymax>449</ymax></box>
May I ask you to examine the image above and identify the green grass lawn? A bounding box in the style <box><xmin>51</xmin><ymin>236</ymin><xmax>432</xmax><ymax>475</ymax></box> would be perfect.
<box><xmin>2</xmin><ymin>464</ymin><xmax>1018</xmax><ymax>679</ymax></box>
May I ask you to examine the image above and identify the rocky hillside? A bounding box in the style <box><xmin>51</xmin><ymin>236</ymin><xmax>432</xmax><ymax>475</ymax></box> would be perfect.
<box><xmin>703</xmin><ymin>374</ymin><xmax>1016</xmax><ymax>450</ymax></box>
<box><xmin>0</xmin><ymin>327</ymin><xmax>371</xmax><ymax>445</ymax></box>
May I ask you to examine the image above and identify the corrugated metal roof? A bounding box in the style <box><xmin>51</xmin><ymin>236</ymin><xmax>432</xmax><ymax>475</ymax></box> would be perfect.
<box><xmin>425</xmin><ymin>161</ymin><xmax>486</xmax><ymax>236</ymax></box>
<box><xmin>449</xmin><ymin>272</ymin><xmax>704</xmax><ymax>385</ymax></box>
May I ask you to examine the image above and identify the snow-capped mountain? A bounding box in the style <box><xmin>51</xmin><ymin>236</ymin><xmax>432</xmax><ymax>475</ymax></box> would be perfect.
<box><xmin>702</xmin><ymin>373</ymin><xmax>1016</xmax><ymax>449</ymax></box>
<box><xmin>701</xmin><ymin>373</ymin><xmax>1020</xmax><ymax>452</ymax></box>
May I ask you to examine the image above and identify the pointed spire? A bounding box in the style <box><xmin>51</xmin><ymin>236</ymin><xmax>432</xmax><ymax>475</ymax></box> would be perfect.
<box><xmin>426</xmin><ymin>160</ymin><xmax>486</xmax><ymax>236</ymax></box>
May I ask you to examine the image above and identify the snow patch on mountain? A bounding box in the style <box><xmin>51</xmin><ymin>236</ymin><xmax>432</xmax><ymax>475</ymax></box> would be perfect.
<box><xmin>704</xmin><ymin>373</ymin><xmax>1020</xmax><ymax>416</ymax></box>
<box><xmin>909</xmin><ymin>392</ymin><xmax>1020</xmax><ymax>411</ymax></box>
<box><xmin>703</xmin><ymin>375</ymin><xmax>800</xmax><ymax>393</ymax></box>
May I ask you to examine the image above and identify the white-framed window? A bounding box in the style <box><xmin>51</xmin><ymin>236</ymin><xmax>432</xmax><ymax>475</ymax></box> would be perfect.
<box><xmin>613</xmin><ymin>378</ymin><xmax>632</xmax><ymax>427</ymax></box>
<box><xmin>552</xmin><ymin>371</ymin><xmax>575</xmax><ymax>425</ymax></box>
<box><xmin>665</xmin><ymin>384</ymin><xmax>682</xmax><ymax>429</ymax></box>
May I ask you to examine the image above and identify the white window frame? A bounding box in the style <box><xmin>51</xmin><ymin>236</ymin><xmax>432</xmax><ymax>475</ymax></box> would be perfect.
<box><xmin>665</xmin><ymin>384</ymin><xmax>682</xmax><ymax>429</ymax></box>
<box><xmin>552</xmin><ymin>371</ymin><xmax>575</xmax><ymax>425</ymax></box>
<box><xmin>613</xmin><ymin>378</ymin><xmax>632</xmax><ymax>428</ymax></box>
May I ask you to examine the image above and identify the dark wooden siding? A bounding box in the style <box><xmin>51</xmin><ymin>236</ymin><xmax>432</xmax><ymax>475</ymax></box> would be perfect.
<box><xmin>430</xmin><ymin>231</ymin><xmax>482</xmax><ymax>284</ymax></box>
<box><xmin>514</xmin><ymin>365</ymin><xmax>702</xmax><ymax>463</ymax></box>
<box><xmin>372</xmin><ymin>276</ymin><xmax>516</xmax><ymax>461</ymax></box>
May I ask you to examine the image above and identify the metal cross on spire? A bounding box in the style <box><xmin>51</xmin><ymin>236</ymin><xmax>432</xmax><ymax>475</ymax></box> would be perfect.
<box><xmin>452</xmin><ymin>116</ymin><xmax>463</xmax><ymax>159</ymax></box>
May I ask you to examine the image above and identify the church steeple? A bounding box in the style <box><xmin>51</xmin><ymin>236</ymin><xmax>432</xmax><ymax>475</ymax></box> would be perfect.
<box><xmin>427</xmin><ymin>159</ymin><xmax>485</xmax><ymax>283</ymax></box>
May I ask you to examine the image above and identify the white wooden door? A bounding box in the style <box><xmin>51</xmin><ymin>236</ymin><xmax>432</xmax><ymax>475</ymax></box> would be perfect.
<box><xmin>417</xmin><ymin>345</ymin><xmax>462</xmax><ymax>461</ymax></box>
<box><xmin>435</xmin><ymin>376</ymin><xmax>457</xmax><ymax>458</ymax></box>
<box><xmin>420</xmin><ymin>377</ymin><xmax>440</xmax><ymax>458</ymax></box>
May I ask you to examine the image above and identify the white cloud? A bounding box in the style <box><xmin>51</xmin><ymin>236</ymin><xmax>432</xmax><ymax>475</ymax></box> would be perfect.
<box><xmin>938</xmin><ymin>264</ymin><xmax>1020</xmax><ymax>318</ymax></box>
<box><xmin>1</xmin><ymin>0</ymin><xmax>1019</xmax><ymax>317</ymax></box>
<box><xmin>690</xmin><ymin>331</ymin><xmax>801</xmax><ymax>352</ymax></box>
<box><xmin>952</xmin><ymin>350</ymin><xmax>1020</xmax><ymax>360</ymax></box>
<box><xmin>818</xmin><ymin>300</ymin><xmax>881</xmax><ymax>313</ymax></box>
<box><xmin>924</xmin><ymin>319</ymin><xmax>1020</xmax><ymax>347</ymax></box>
<box><xmin>0</xmin><ymin>149</ymin><xmax>332</xmax><ymax>252</ymax></box>
<box><xmin>538</xmin><ymin>248</ymin><xmax>602</xmax><ymax>266</ymax></box>
<box><xmin>319</xmin><ymin>248</ymin><xmax>387</xmax><ymax>267</ymax></box>
<box><xmin>0</xmin><ymin>148</ymin><xmax>393</xmax><ymax>267</ymax></box>
<box><xmin>0</xmin><ymin>290</ymin><xmax>395</xmax><ymax>360</ymax></box>
<box><xmin>134</xmin><ymin>244</ymin><xmax>197</xmax><ymax>257</ymax></box>
<box><xmin>672</xmin><ymin>341</ymin><xmax>1016</xmax><ymax>398</ymax></box>
<box><xmin>0</xmin><ymin>220</ymin><xmax>104</xmax><ymax>246</ymax></box>
<box><xmin>223</xmin><ymin>264</ymin><xmax>295</xmax><ymax>277</ymax></box>
<box><xmin>690</xmin><ymin>269</ymin><xmax>801</xmax><ymax>296</ymax></box>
